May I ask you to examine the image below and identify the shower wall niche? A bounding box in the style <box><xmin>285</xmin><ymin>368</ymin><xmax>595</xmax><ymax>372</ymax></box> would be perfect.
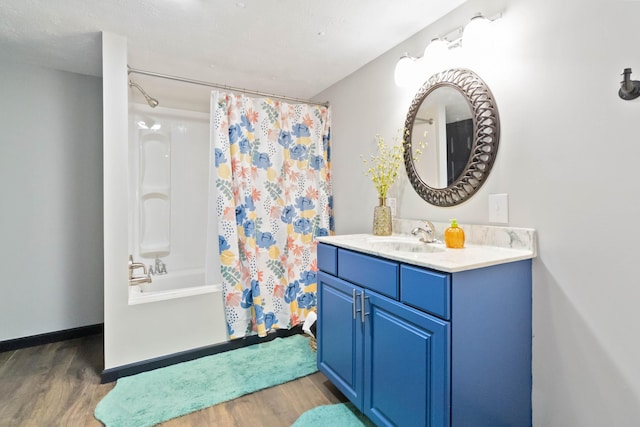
<box><xmin>138</xmin><ymin>129</ymin><xmax>171</xmax><ymax>257</ymax></box>
<box><xmin>128</xmin><ymin>105</ymin><xmax>210</xmax><ymax>272</ymax></box>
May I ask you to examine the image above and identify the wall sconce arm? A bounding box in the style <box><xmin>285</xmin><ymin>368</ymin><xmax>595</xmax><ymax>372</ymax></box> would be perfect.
<box><xmin>619</xmin><ymin>68</ymin><xmax>640</xmax><ymax>100</ymax></box>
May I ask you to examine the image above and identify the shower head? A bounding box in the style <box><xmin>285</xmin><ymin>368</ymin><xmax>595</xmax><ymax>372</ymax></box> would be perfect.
<box><xmin>129</xmin><ymin>80</ymin><xmax>159</xmax><ymax>108</ymax></box>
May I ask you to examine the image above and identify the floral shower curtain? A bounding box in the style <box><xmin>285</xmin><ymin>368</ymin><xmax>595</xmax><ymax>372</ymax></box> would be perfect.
<box><xmin>210</xmin><ymin>92</ymin><xmax>333</xmax><ymax>339</ymax></box>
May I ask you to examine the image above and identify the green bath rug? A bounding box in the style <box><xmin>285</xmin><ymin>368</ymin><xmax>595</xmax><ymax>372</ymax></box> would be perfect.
<box><xmin>95</xmin><ymin>334</ymin><xmax>318</xmax><ymax>427</ymax></box>
<box><xmin>291</xmin><ymin>402</ymin><xmax>376</xmax><ymax>427</ymax></box>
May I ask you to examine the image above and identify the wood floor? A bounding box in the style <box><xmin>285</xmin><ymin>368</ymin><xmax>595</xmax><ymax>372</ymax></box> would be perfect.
<box><xmin>0</xmin><ymin>334</ymin><xmax>347</xmax><ymax>427</ymax></box>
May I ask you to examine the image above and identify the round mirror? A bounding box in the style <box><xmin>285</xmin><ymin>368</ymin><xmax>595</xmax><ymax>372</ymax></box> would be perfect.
<box><xmin>403</xmin><ymin>68</ymin><xmax>500</xmax><ymax>206</ymax></box>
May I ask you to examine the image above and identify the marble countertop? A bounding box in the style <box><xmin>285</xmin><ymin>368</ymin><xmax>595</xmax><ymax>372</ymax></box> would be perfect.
<box><xmin>317</xmin><ymin>220</ymin><xmax>537</xmax><ymax>273</ymax></box>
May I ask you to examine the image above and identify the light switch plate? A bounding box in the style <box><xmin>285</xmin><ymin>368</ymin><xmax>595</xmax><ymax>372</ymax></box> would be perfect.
<box><xmin>489</xmin><ymin>194</ymin><xmax>509</xmax><ymax>224</ymax></box>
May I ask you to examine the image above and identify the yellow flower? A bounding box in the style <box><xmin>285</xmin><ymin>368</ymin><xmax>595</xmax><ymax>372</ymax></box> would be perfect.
<box><xmin>267</xmin><ymin>168</ymin><xmax>277</xmax><ymax>180</ymax></box>
<box><xmin>218</xmin><ymin>163</ymin><xmax>230</xmax><ymax>179</ymax></box>
<box><xmin>221</xmin><ymin>250</ymin><xmax>235</xmax><ymax>266</ymax></box>
<box><xmin>246</xmin><ymin>237</ymin><xmax>256</xmax><ymax>249</ymax></box>
<box><xmin>361</xmin><ymin>131</ymin><xmax>406</xmax><ymax>199</ymax></box>
<box><xmin>269</xmin><ymin>246</ymin><xmax>280</xmax><ymax>259</ymax></box>
<box><xmin>300</xmin><ymin>210</ymin><xmax>315</xmax><ymax>219</ymax></box>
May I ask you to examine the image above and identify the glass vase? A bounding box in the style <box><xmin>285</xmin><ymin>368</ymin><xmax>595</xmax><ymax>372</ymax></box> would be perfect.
<box><xmin>373</xmin><ymin>197</ymin><xmax>392</xmax><ymax>236</ymax></box>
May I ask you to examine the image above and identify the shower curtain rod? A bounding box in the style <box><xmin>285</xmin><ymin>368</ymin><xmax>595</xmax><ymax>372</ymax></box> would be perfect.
<box><xmin>127</xmin><ymin>66</ymin><xmax>329</xmax><ymax>107</ymax></box>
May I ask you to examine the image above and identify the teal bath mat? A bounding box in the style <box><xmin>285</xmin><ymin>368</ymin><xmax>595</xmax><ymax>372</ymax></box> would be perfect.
<box><xmin>95</xmin><ymin>335</ymin><xmax>317</xmax><ymax>427</ymax></box>
<box><xmin>292</xmin><ymin>402</ymin><xmax>375</xmax><ymax>427</ymax></box>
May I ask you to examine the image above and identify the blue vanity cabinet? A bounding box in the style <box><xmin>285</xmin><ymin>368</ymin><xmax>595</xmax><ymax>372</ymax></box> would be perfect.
<box><xmin>317</xmin><ymin>242</ymin><xmax>533</xmax><ymax>427</ymax></box>
<box><xmin>317</xmin><ymin>272</ymin><xmax>364</xmax><ymax>406</ymax></box>
<box><xmin>317</xmin><ymin>246</ymin><xmax>451</xmax><ymax>427</ymax></box>
<box><xmin>363</xmin><ymin>289</ymin><xmax>450</xmax><ymax>426</ymax></box>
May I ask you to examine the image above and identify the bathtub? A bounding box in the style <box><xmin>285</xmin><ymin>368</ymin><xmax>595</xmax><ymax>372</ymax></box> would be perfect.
<box><xmin>128</xmin><ymin>268</ymin><xmax>222</xmax><ymax>305</ymax></box>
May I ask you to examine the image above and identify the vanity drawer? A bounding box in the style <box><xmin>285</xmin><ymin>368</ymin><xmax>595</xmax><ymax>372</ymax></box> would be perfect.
<box><xmin>318</xmin><ymin>243</ymin><xmax>338</xmax><ymax>275</ymax></box>
<box><xmin>400</xmin><ymin>265</ymin><xmax>451</xmax><ymax>320</ymax></box>
<box><xmin>337</xmin><ymin>249</ymin><xmax>399</xmax><ymax>299</ymax></box>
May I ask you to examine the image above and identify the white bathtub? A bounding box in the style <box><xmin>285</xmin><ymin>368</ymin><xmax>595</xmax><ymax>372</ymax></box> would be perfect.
<box><xmin>128</xmin><ymin>268</ymin><xmax>222</xmax><ymax>305</ymax></box>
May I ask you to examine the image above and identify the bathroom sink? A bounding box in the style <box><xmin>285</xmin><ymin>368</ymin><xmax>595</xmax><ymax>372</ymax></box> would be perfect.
<box><xmin>366</xmin><ymin>236</ymin><xmax>446</xmax><ymax>254</ymax></box>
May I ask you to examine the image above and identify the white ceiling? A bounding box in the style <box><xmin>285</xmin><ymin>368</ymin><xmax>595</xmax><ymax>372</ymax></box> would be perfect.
<box><xmin>0</xmin><ymin>0</ymin><xmax>466</xmax><ymax>106</ymax></box>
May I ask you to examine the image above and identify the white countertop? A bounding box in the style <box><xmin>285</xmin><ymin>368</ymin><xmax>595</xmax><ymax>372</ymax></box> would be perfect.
<box><xmin>317</xmin><ymin>221</ymin><xmax>537</xmax><ymax>273</ymax></box>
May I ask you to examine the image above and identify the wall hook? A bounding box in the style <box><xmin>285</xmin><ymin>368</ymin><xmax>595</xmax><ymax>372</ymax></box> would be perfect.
<box><xmin>619</xmin><ymin>68</ymin><xmax>640</xmax><ymax>100</ymax></box>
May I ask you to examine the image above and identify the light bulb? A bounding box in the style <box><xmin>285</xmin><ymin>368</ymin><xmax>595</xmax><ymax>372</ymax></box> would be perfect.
<box><xmin>423</xmin><ymin>38</ymin><xmax>448</xmax><ymax>61</ymax></box>
<box><xmin>394</xmin><ymin>55</ymin><xmax>416</xmax><ymax>87</ymax></box>
<box><xmin>462</xmin><ymin>14</ymin><xmax>494</xmax><ymax>53</ymax></box>
<box><xmin>421</xmin><ymin>38</ymin><xmax>450</xmax><ymax>77</ymax></box>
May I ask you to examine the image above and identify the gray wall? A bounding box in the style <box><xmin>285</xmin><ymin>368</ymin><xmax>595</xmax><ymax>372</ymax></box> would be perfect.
<box><xmin>315</xmin><ymin>0</ymin><xmax>640</xmax><ymax>425</ymax></box>
<box><xmin>0</xmin><ymin>61</ymin><xmax>103</xmax><ymax>341</ymax></box>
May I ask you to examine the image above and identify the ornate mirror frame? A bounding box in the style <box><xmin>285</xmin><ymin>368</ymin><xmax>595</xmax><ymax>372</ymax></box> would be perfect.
<box><xmin>403</xmin><ymin>68</ymin><xmax>500</xmax><ymax>206</ymax></box>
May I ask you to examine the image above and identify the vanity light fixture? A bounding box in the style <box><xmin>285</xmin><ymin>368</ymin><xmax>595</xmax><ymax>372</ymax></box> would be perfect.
<box><xmin>619</xmin><ymin>68</ymin><xmax>640</xmax><ymax>100</ymax></box>
<box><xmin>394</xmin><ymin>12</ymin><xmax>502</xmax><ymax>87</ymax></box>
<box><xmin>419</xmin><ymin>37</ymin><xmax>451</xmax><ymax>80</ymax></box>
<box><xmin>394</xmin><ymin>53</ymin><xmax>419</xmax><ymax>87</ymax></box>
<box><xmin>423</xmin><ymin>38</ymin><xmax>449</xmax><ymax>63</ymax></box>
<box><xmin>461</xmin><ymin>14</ymin><xmax>493</xmax><ymax>49</ymax></box>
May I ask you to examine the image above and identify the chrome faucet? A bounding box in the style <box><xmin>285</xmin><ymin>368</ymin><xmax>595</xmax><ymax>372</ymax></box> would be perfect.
<box><xmin>149</xmin><ymin>257</ymin><xmax>168</xmax><ymax>276</ymax></box>
<box><xmin>411</xmin><ymin>221</ymin><xmax>437</xmax><ymax>243</ymax></box>
<box><xmin>129</xmin><ymin>255</ymin><xmax>152</xmax><ymax>286</ymax></box>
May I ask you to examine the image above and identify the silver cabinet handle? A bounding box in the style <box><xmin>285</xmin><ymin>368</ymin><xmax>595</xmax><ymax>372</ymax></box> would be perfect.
<box><xmin>361</xmin><ymin>291</ymin><xmax>369</xmax><ymax>323</ymax></box>
<box><xmin>352</xmin><ymin>289</ymin><xmax>357</xmax><ymax>320</ymax></box>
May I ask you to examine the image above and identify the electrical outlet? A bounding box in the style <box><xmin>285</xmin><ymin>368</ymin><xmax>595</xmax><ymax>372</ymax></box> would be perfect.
<box><xmin>489</xmin><ymin>194</ymin><xmax>509</xmax><ymax>224</ymax></box>
<box><xmin>388</xmin><ymin>198</ymin><xmax>397</xmax><ymax>217</ymax></box>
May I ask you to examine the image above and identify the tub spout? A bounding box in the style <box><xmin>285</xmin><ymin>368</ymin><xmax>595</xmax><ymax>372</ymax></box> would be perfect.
<box><xmin>129</xmin><ymin>274</ymin><xmax>152</xmax><ymax>286</ymax></box>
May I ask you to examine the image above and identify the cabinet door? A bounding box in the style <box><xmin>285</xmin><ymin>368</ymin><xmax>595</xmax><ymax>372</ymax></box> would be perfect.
<box><xmin>317</xmin><ymin>272</ymin><xmax>364</xmax><ymax>407</ymax></box>
<box><xmin>364</xmin><ymin>290</ymin><xmax>451</xmax><ymax>427</ymax></box>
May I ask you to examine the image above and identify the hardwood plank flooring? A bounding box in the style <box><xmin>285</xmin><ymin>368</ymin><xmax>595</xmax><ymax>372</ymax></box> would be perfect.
<box><xmin>0</xmin><ymin>334</ymin><xmax>347</xmax><ymax>426</ymax></box>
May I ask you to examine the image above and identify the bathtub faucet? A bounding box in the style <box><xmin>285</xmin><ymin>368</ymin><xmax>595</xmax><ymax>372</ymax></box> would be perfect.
<box><xmin>129</xmin><ymin>255</ymin><xmax>152</xmax><ymax>286</ymax></box>
<box><xmin>149</xmin><ymin>257</ymin><xmax>168</xmax><ymax>276</ymax></box>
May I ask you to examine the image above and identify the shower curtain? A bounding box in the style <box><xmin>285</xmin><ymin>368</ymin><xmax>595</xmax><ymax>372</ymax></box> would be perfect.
<box><xmin>209</xmin><ymin>92</ymin><xmax>333</xmax><ymax>339</ymax></box>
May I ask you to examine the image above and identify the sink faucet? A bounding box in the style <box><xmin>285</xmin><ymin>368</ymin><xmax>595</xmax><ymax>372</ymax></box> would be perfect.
<box><xmin>411</xmin><ymin>221</ymin><xmax>437</xmax><ymax>243</ymax></box>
